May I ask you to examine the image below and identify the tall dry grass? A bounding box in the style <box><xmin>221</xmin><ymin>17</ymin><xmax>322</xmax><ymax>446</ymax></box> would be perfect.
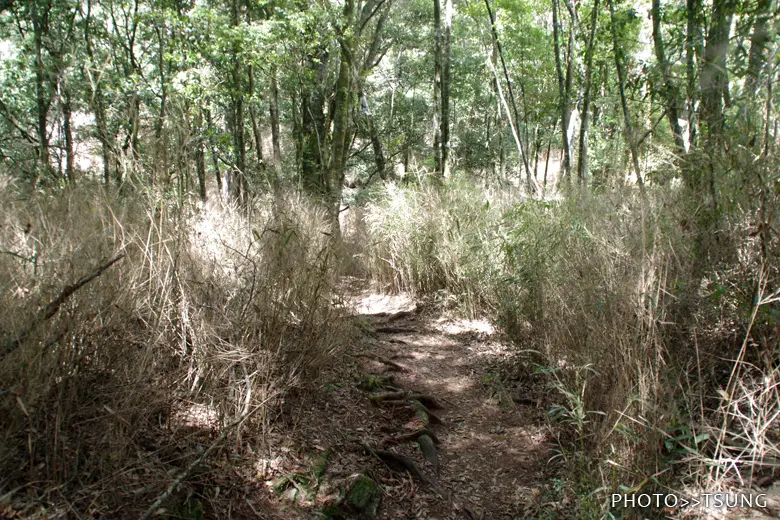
<box><xmin>353</xmin><ymin>175</ymin><xmax>779</xmax><ymax>516</ymax></box>
<box><xmin>0</xmin><ymin>177</ymin><xmax>347</xmax><ymax>513</ymax></box>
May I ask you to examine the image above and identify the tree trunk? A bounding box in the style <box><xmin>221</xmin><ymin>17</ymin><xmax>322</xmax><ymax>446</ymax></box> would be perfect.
<box><xmin>485</xmin><ymin>0</ymin><xmax>539</xmax><ymax>193</ymax></box>
<box><xmin>84</xmin><ymin>0</ymin><xmax>113</xmax><ymax>185</ymax></box>
<box><xmin>699</xmin><ymin>0</ymin><xmax>735</xmax><ymax>141</ymax></box>
<box><xmin>433</xmin><ymin>0</ymin><xmax>443</xmax><ymax>176</ymax></box>
<box><xmin>360</xmin><ymin>90</ymin><xmax>387</xmax><ymax>181</ymax></box>
<box><xmin>230</xmin><ymin>0</ymin><xmax>247</xmax><ymax>204</ymax></box>
<box><xmin>248</xmin><ymin>65</ymin><xmax>265</xmax><ymax>170</ymax></box>
<box><xmin>32</xmin><ymin>0</ymin><xmax>52</xmax><ymax>182</ymax></box>
<box><xmin>685</xmin><ymin>0</ymin><xmax>702</xmax><ymax>149</ymax></box>
<box><xmin>607</xmin><ymin>0</ymin><xmax>643</xmax><ymax>186</ymax></box>
<box><xmin>269</xmin><ymin>65</ymin><xmax>283</xmax><ymax>171</ymax></box>
<box><xmin>576</xmin><ymin>0</ymin><xmax>599</xmax><ymax>186</ymax></box>
<box><xmin>62</xmin><ymin>87</ymin><xmax>75</xmax><ymax>184</ymax></box>
<box><xmin>745</xmin><ymin>0</ymin><xmax>772</xmax><ymax>96</ymax></box>
<box><xmin>328</xmin><ymin>0</ymin><xmax>356</xmax><ymax>225</ymax></box>
<box><xmin>651</xmin><ymin>0</ymin><xmax>685</xmax><ymax>153</ymax></box>
<box><xmin>300</xmin><ymin>50</ymin><xmax>329</xmax><ymax>192</ymax></box>
<box><xmin>552</xmin><ymin>0</ymin><xmax>571</xmax><ymax>184</ymax></box>
<box><xmin>440</xmin><ymin>0</ymin><xmax>452</xmax><ymax>177</ymax></box>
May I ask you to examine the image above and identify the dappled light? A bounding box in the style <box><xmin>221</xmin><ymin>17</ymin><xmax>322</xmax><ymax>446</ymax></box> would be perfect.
<box><xmin>1</xmin><ymin>0</ymin><xmax>778</xmax><ymax>517</ymax></box>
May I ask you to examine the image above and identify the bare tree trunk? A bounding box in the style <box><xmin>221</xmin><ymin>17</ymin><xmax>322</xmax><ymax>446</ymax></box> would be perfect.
<box><xmin>61</xmin><ymin>87</ymin><xmax>75</xmax><ymax>184</ymax></box>
<box><xmin>32</xmin><ymin>0</ymin><xmax>52</xmax><ymax>182</ymax></box>
<box><xmin>485</xmin><ymin>0</ymin><xmax>539</xmax><ymax>193</ymax></box>
<box><xmin>83</xmin><ymin>0</ymin><xmax>113</xmax><ymax>185</ymax></box>
<box><xmin>552</xmin><ymin>0</ymin><xmax>571</xmax><ymax>184</ymax></box>
<box><xmin>269</xmin><ymin>65</ymin><xmax>283</xmax><ymax>170</ymax></box>
<box><xmin>607</xmin><ymin>0</ymin><xmax>643</xmax><ymax>186</ymax></box>
<box><xmin>544</xmin><ymin>117</ymin><xmax>557</xmax><ymax>191</ymax></box>
<box><xmin>746</xmin><ymin>0</ymin><xmax>772</xmax><ymax>95</ymax></box>
<box><xmin>360</xmin><ymin>90</ymin><xmax>387</xmax><ymax>181</ymax></box>
<box><xmin>440</xmin><ymin>0</ymin><xmax>452</xmax><ymax>177</ymax></box>
<box><xmin>699</xmin><ymin>0</ymin><xmax>735</xmax><ymax>141</ymax></box>
<box><xmin>651</xmin><ymin>0</ymin><xmax>685</xmax><ymax>153</ymax></box>
<box><xmin>576</xmin><ymin>0</ymin><xmax>599</xmax><ymax>187</ymax></box>
<box><xmin>685</xmin><ymin>0</ymin><xmax>702</xmax><ymax>149</ymax></box>
<box><xmin>153</xmin><ymin>24</ymin><xmax>170</xmax><ymax>186</ymax></box>
<box><xmin>230</xmin><ymin>0</ymin><xmax>247</xmax><ymax>205</ymax></box>
<box><xmin>248</xmin><ymin>65</ymin><xmax>265</xmax><ymax>172</ymax></box>
<box><xmin>300</xmin><ymin>50</ymin><xmax>329</xmax><ymax>192</ymax></box>
<box><xmin>433</xmin><ymin>0</ymin><xmax>443</xmax><ymax>176</ymax></box>
<box><xmin>328</xmin><ymin>0</ymin><xmax>356</xmax><ymax>228</ymax></box>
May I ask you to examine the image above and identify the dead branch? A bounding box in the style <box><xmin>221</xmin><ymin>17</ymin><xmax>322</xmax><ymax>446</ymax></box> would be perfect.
<box><xmin>138</xmin><ymin>399</ymin><xmax>272</xmax><ymax>520</ymax></box>
<box><xmin>1</xmin><ymin>254</ymin><xmax>125</xmax><ymax>360</ymax></box>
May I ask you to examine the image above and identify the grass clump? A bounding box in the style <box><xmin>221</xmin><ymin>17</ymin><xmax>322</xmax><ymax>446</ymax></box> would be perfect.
<box><xmin>0</xmin><ymin>177</ymin><xmax>347</xmax><ymax>515</ymax></box>
<box><xmin>354</xmin><ymin>173</ymin><xmax>779</xmax><ymax>516</ymax></box>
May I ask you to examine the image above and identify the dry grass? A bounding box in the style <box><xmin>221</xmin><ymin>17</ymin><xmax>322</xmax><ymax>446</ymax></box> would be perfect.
<box><xmin>354</xmin><ymin>174</ymin><xmax>780</xmax><ymax>517</ymax></box>
<box><xmin>0</xmin><ymin>177</ymin><xmax>348</xmax><ymax>515</ymax></box>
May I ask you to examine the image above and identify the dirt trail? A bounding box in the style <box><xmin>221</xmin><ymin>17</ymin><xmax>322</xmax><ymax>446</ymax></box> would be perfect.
<box><xmin>341</xmin><ymin>291</ymin><xmax>554</xmax><ymax>519</ymax></box>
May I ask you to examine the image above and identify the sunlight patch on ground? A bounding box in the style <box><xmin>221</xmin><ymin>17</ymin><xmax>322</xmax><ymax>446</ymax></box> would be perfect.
<box><xmin>434</xmin><ymin>317</ymin><xmax>495</xmax><ymax>336</ymax></box>
<box><xmin>350</xmin><ymin>291</ymin><xmax>415</xmax><ymax>315</ymax></box>
<box><xmin>171</xmin><ymin>402</ymin><xmax>219</xmax><ymax>429</ymax></box>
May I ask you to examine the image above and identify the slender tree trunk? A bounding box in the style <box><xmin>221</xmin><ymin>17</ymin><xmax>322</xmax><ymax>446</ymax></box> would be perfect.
<box><xmin>552</xmin><ymin>0</ymin><xmax>571</xmax><ymax>183</ymax></box>
<box><xmin>433</xmin><ymin>0</ymin><xmax>443</xmax><ymax>176</ymax></box>
<box><xmin>229</xmin><ymin>0</ymin><xmax>247</xmax><ymax>204</ymax></box>
<box><xmin>576</xmin><ymin>0</ymin><xmax>599</xmax><ymax>187</ymax></box>
<box><xmin>84</xmin><ymin>0</ymin><xmax>113</xmax><ymax>185</ymax></box>
<box><xmin>746</xmin><ymin>0</ymin><xmax>772</xmax><ymax>95</ymax></box>
<box><xmin>700</xmin><ymin>0</ymin><xmax>735</xmax><ymax>141</ymax></box>
<box><xmin>328</xmin><ymin>0</ymin><xmax>356</xmax><ymax>226</ymax></box>
<box><xmin>300</xmin><ymin>51</ymin><xmax>328</xmax><ymax>192</ymax></box>
<box><xmin>32</xmin><ymin>0</ymin><xmax>51</xmax><ymax>181</ymax></box>
<box><xmin>269</xmin><ymin>65</ymin><xmax>283</xmax><ymax>170</ymax></box>
<box><xmin>485</xmin><ymin>0</ymin><xmax>539</xmax><ymax>193</ymax></box>
<box><xmin>360</xmin><ymin>90</ymin><xmax>387</xmax><ymax>181</ymax></box>
<box><xmin>686</xmin><ymin>0</ymin><xmax>702</xmax><ymax>149</ymax></box>
<box><xmin>651</xmin><ymin>0</ymin><xmax>685</xmax><ymax>153</ymax></box>
<box><xmin>608</xmin><ymin>0</ymin><xmax>643</xmax><ymax>186</ymax></box>
<box><xmin>440</xmin><ymin>0</ymin><xmax>452</xmax><ymax>177</ymax></box>
<box><xmin>62</xmin><ymin>87</ymin><xmax>75</xmax><ymax>184</ymax></box>
<box><xmin>544</xmin><ymin>117</ymin><xmax>557</xmax><ymax>191</ymax></box>
<box><xmin>153</xmin><ymin>24</ymin><xmax>169</xmax><ymax>185</ymax></box>
<box><xmin>248</xmin><ymin>65</ymin><xmax>265</xmax><ymax>171</ymax></box>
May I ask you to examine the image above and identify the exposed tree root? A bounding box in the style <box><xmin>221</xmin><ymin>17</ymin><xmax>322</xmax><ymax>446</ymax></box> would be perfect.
<box><xmin>358</xmin><ymin>374</ymin><xmax>395</xmax><ymax>391</ymax></box>
<box><xmin>374</xmin><ymin>326</ymin><xmax>416</xmax><ymax>334</ymax></box>
<box><xmin>359</xmin><ymin>443</ymin><xmax>441</xmax><ymax>493</ymax></box>
<box><xmin>411</xmin><ymin>399</ymin><xmax>443</xmax><ymax>426</ymax></box>
<box><xmin>369</xmin><ymin>391</ymin><xmax>443</xmax><ymax>411</ymax></box>
<box><xmin>356</xmin><ymin>352</ymin><xmax>409</xmax><ymax>372</ymax></box>
<box><xmin>373</xmin><ymin>309</ymin><xmax>417</xmax><ymax>323</ymax></box>
<box><xmin>381</xmin><ymin>428</ymin><xmax>441</xmax><ymax>446</ymax></box>
<box><xmin>416</xmin><ymin>434</ymin><xmax>439</xmax><ymax>474</ymax></box>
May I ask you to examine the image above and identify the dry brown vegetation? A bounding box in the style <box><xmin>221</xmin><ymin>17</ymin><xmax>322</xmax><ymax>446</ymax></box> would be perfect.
<box><xmin>0</xmin><ymin>177</ymin><xmax>348</xmax><ymax>516</ymax></box>
<box><xmin>355</xmin><ymin>169</ymin><xmax>780</xmax><ymax>517</ymax></box>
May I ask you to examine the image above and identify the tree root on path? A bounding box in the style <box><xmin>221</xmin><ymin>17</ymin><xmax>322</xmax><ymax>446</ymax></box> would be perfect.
<box><xmin>369</xmin><ymin>391</ymin><xmax>444</xmax><ymax>411</ymax></box>
<box><xmin>359</xmin><ymin>443</ymin><xmax>442</xmax><ymax>494</ymax></box>
<box><xmin>411</xmin><ymin>399</ymin><xmax>444</xmax><ymax>426</ymax></box>
<box><xmin>356</xmin><ymin>353</ymin><xmax>408</xmax><ymax>372</ymax></box>
<box><xmin>374</xmin><ymin>326</ymin><xmax>416</xmax><ymax>334</ymax></box>
<box><xmin>381</xmin><ymin>428</ymin><xmax>440</xmax><ymax>446</ymax></box>
<box><xmin>416</xmin><ymin>434</ymin><xmax>439</xmax><ymax>474</ymax></box>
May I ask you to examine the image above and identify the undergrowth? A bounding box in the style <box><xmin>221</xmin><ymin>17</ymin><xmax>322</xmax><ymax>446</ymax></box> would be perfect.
<box><xmin>354</xmin><ymin>172</ymin><xmax>779</xmax><ymax>517</ymax></box>
<box><xmin>0</xmin><ymin>177</ymin><xmax>347</xmax><ymax>516</ymax></box>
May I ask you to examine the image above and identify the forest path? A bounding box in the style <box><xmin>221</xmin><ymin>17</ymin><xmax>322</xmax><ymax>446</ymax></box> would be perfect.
<box><xmin>340</xmin><ymin>289</ymin><xmax>554</xmax><ymax>519</ymax></box>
